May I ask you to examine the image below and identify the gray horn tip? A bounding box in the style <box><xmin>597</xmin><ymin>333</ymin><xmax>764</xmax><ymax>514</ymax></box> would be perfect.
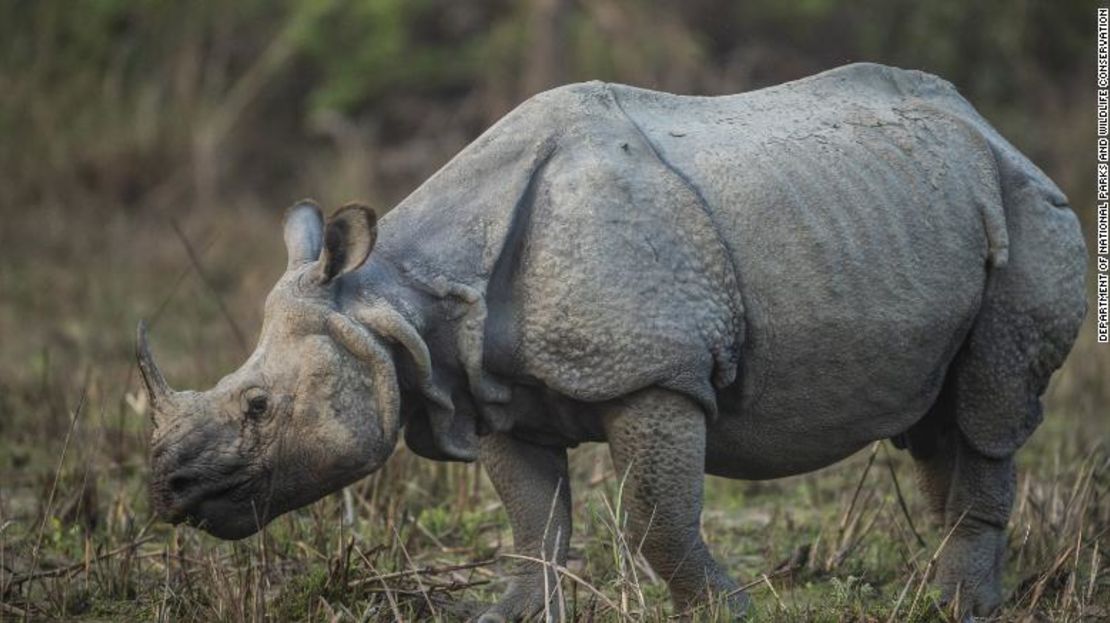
<box><xmin>136</xmin><ymin>318</ymin><xmax>172</xmax><ymax>412</ymax></box>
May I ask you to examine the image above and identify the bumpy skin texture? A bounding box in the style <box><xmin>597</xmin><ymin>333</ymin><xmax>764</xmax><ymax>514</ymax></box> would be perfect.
<box><xmin>476</xmin><ymin>434</ymin><xmax>570</xmax><ymax>622</ymax></box>
<box><xmin>144</xmin><ymin>64</ymin><xmax>1086</xmax><ymax>620</ymax></box>
<box><xmin>603</xmin><ymin>390</ymin><xmax>748</xmax><ymax>616</ymax></box>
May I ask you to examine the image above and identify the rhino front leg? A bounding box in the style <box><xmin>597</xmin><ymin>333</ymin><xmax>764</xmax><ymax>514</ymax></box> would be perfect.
<box><xmin>478</xmin><ymin>433</ymin><xmax>571</xmax><ymax>622</ymax></box>
<box><xmin>602</xmin><ymin>389</ymin><xmax>748</xmax><ymax>619</ymax></box>
<box><xmin>935</xmin><ymin>434</ymin><xmax>1014</xmax><ymax>618</ymax></box>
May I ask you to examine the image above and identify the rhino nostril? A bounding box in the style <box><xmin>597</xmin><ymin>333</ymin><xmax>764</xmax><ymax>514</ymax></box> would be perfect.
<box><xmin>168</xmin><ymin>474</ymin><xmax>197</xmax><ymax>494</ymax></box>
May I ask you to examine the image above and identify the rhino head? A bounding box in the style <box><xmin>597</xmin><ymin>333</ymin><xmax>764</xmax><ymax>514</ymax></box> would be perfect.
<box><xmin>139</xmin><ymin>201</ymin><xmax>401</xmax><ymax>539</ymax></box>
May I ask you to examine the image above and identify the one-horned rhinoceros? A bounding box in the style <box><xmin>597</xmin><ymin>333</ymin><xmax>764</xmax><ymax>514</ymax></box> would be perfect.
<box><xmin>139</xmin><ymin>63</ymin><xmax>1086</xmax><ymax>619</ymax></box>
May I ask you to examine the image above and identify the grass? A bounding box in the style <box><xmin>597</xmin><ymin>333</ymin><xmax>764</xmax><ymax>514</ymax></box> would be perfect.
<box><xmin>0</xmin><ymin>200</ymin><xmax>1108</xmax><ymax>622</ymax></box>
<box><xmin>2</xmin><ymin>412</ymin><xmax>1107</xmax><ymax>622</ymax></box>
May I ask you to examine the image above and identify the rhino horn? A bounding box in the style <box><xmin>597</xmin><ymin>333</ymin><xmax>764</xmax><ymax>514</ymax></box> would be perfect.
<box><xmin>136</xmin><ymin>319</ymin><xmax>176</xmax><ymax>424</ymax></box>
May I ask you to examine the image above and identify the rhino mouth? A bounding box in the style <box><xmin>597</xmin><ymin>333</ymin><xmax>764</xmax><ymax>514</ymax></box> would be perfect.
<box><xmin>153</xmin><ymin>474</ymin><xmax>266</xmax><ymax>537</ymax></box>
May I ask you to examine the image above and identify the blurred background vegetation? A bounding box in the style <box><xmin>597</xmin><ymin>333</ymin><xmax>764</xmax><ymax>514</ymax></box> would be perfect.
<box><xmin>0</xmin><ymin>0</ymin><xmax>1101</xmax><ymax>385</ymax></box>
<box><xmin>0</xmin><ymin>0</ymin><xmax>1094</xmax><ymax>212</ymax></box>
<box><xmin>1</xmin><ymin>1</ymin><xmax>1106</xmax><ymax>620</ymax></box>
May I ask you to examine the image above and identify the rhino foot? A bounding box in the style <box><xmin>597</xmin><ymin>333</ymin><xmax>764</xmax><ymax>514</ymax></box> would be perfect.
<box><xmin>936</xmin><ymin>524</ymin><xmax>1006</xmax><ymax>618</ymax></box>
<box><xmin>476</xmin><ymin>575</ymin><xmax>559</xmax><ymax>622</ymax></box>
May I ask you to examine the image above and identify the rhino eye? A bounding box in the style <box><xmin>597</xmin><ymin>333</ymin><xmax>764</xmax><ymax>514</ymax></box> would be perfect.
<box><xmin>241</xmin><ymin>388</ymin><xmax>269</xmax><ymax>419</ymax></box>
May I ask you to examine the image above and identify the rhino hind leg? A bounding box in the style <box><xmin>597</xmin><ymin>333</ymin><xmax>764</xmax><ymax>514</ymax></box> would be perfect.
<box><xmin>931</xmin><ymin>433</ymin><xmax>1015</xmax><ymax>618</ymax></box>
<box><xmin>602</xmin><ymin>389</ymin><xmax>748</xmax><ymax>619</ymax></box>
<box><xmin>478</xmin><ymin>433</ymin><xmax>571</xmax><ymax>622</ymax></box>
<box><xmin>907</xmin><ymin>378</ymin><xmax>1014</xmax><ymax>618</ymax></box>
<box><xmin>905</xmin><ymin>301</ymin><xmax>1064</xmax><ymax>616</ymax></box>
<box><xmin>904</xmin><ymin>395</ymin><xmax>959</xmax><ymax>528</ymax></box>
<box><xmin>905</xmin><ymin>406</ymin><xmax>998</xmax><ymax>619</ymax></box>
<box><xmin>906</xmin><ymin>302</ymin><xmax>1054</xmax><ymax>617</ymax></box>
<box><xmin>916</xmin><ymin>185</ymin><xmax>1083</xmax><ymax>617</ymax></box>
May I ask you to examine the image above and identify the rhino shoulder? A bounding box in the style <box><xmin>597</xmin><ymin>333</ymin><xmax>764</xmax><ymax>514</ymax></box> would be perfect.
<box><xmin>486</xmin><ymin>107</ymin><xmax>744</xmax><ymax>418</ymax></box>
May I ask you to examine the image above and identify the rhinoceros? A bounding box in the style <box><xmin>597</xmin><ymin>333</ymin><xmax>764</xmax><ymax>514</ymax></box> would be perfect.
<box><xmin>139</xmin><ymin>63</ymin><xmax>1086</xmax><ymax>619</ymax></box>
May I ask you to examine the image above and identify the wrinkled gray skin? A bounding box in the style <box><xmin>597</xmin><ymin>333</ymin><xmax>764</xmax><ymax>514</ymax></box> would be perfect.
<box><xmin>141</xmin><ymin>64</ymin><xmax>1086</xmax><ymax>620</ymax></box>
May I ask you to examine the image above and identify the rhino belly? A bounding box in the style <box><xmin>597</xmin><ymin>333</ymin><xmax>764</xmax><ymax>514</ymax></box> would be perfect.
<box><xmin>704</xmin><ymin>258</ymin><xmax>984</xmax><ymax>479</ymax></box>
<box><xmin>703</xmin><ymin>222</ymin><xmax>985</xmax><ymax>480</ymax></box>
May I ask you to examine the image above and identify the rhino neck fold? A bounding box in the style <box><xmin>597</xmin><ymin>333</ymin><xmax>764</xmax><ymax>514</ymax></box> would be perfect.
<box><xmin>345</xmin><ymin>99</ymin><xmax>564</xmax><ymax>460</ymax></box>
<box><xmin>345</xmin><ymin>258</ymin><xmax>514</xmax><ymax>463</ymax></box>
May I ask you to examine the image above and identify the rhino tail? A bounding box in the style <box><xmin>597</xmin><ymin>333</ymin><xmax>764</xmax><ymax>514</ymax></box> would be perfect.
<box><xmin>949</xmin><ymin>133</ymin><xmax>1086</xmax><ymax>459</ymax></box>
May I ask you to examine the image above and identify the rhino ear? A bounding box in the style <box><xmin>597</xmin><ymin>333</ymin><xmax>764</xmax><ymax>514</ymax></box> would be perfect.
<box><xmin>284</xmin><ymin>200</ymin><xmax>324</xmax><ymax>269</ymax></box>
<box><xmin>318</xmin><ymin>203</ymin><xmax>377</xmax><ymax>284</ymax></box>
